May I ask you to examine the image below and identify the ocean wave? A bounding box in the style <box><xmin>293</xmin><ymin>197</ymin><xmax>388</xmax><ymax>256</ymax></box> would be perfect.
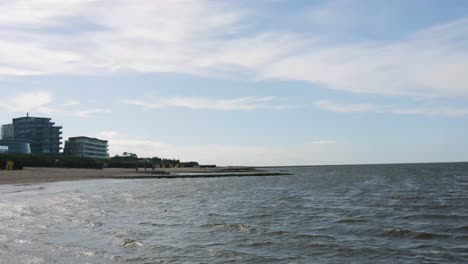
<box><xmin>335</xmin><ymin>218</ymin><xmax>369</xmax><ymax>224</ymax></box>
<box><xmin>121</xmin><ymin>239</ymin><xmax>144</xmax><ymax>248</ymax></box>
<box><xmin>400</xmin><ymin>213</ymin><xmax>468</xmax><ymax>220</ymax></box>
<box><xmin>0</xmin><ymin>186</ymin><xmax>46</xmax><ymax>195</ymax></box>
<box><xmin>80</xmin><ymin>249</ymin><xmax>99</xmax><ymax>257</ymax></box>
<box><xmin>242</xmin><ymin>213</ymin><xmax>273</xmax><ymax>219</ymax></box>
<box><xmin>242</xmin><ymin>241</ymin><xmax>277</xmax><ymax>248</ymax></box>
<box><xmin>207</xmin><ymin>248</ymin><xmax>256</xmax><ymax>258</ymax></box>
<box><xmin>267</xmin><ymin>230</ymin><xmax>336</xmax><ymax>241</ymax></box>
<box><xmin>447</xmin><ymin>225</ymin><xmax>468</xmax><ymax>233</ymax></box>
<box><xmin>202</xmin><ymin>223</ymin><xmax>258</xmax><ymax>233</ymax></box>
<box><xmin>383</xmin><ymin>228</ymin><xmax>450</xmax><ymax>239</ymax></box>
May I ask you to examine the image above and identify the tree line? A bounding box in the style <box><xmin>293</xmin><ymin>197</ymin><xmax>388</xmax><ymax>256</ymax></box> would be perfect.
<box><xmin>0</xmin><ymin>152</ymin><xmax>201</xmax><ymax>170</ymax></box>
<box><xmin>109</xmin><ymin>152</ymin><xmax>200</xmax><ymax>168</ymax></box>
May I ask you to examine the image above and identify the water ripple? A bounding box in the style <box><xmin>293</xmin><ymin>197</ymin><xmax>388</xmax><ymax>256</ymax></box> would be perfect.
<box><xmin>0</xmin><ymin>163</ymin><xmax>467</xmax><ymax>263</ymax></box>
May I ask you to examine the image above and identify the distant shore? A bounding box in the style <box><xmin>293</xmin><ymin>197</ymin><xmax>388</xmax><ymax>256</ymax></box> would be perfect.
<box><xmin>0</xmin><ymin>167</ymin><xmax>281</xmax><ymax>185</ymax></box>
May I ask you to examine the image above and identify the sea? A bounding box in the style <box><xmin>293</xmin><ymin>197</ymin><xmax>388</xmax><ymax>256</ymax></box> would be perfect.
<box><xmin>0</xmin><ymin>163</ymin><xmax>468</xmax><ymax>263</ymax></box>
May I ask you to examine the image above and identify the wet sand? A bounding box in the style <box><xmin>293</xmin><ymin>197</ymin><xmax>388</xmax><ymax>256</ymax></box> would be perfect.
<box><xmin>0</xmin><ymin>167</ymin><xmax>238</xmax><ymax>185</ymax></box>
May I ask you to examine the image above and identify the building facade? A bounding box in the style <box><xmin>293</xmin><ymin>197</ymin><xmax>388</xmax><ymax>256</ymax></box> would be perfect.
<box><xmin>0</xmin><ymin>140</ymin><xmax>32</xmax><ymax>154</ymax></box>
<box><xmin>64</xmin><ymin>137</ymin><xmax>109</xmax><ymax>159</ymax></box>
<box><xmin>1</xmin><ymin>124</ymin><xmax>14</xmax><ymax>139</ymax></box>
<box><xmin>0</xmin><ymin>145</ymin><xmax>8</xmax><ymax>153</ymax></box>
<box><xmin>12</xmin><ymin>115</ymin><xmax>63</xmax><ymax>154</ymax></box>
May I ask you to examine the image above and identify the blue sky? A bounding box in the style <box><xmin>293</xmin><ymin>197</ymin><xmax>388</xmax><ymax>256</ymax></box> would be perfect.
<box><xmin>0</xmin><ymin>0</ymin><xmax>467</xmax><ymax>166</ymax></box>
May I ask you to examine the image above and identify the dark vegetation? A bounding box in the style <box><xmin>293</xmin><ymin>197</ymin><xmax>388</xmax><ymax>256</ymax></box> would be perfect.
<box><xmin>0</xmin><ymin>152</ymin><xmax>201</xmax><ymax>170</ymax></box>
<box><xmin>109</xmin><ymin>152</ymin><xmax>200</xmax><ymax>169</ymax></box>
<box><xmin>0</xmin><ymin>153</ymin><xmax>103</xmax><ymax>170</ymax></box>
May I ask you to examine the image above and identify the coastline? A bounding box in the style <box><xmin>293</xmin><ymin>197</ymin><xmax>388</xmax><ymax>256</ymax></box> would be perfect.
<box><xmin>0</xmin><ymin>167</ymin><xmax>286</xmax><ymax>185</ymax></box>
<box><xmin>0</xmin><ymin>168</ymin><xmax>127</xmax><ymax>185</ymax></box>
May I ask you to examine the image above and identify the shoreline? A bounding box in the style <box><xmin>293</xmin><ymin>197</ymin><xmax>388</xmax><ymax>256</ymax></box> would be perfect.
<box><xmin>0</xmin><ymin>168</ymin><xmax>126</xmax><ymax>185</ymax></box>
<box><xmin>0</xmin><ymin>167</ymin><xmax>286</xmax><ymax>186</ymax></box>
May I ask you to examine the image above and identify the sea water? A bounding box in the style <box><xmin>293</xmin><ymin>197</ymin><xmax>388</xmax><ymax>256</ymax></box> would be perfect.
<box><xmin>0</xmin><ymin>163</ymin><xmax>467</xmax><ymax>263</ymax></box>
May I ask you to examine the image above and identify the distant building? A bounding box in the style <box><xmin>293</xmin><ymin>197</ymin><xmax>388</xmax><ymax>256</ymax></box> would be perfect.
<box><xmin>1</xmin><ymin>124</ymin><xmax>14</xmax><ymax>139</ymax></box>
<box><xmin>0</xmin><ymin>139</ymin><xmax>31</xmax><ymax>154</ymax></box>
<box><xmin>0</xmin><ymin>145</ymin><xmax>7</xmax><ymax>154</ymax></box>
<box><xmin>64</xmin><ymin>137</ymin><xmax>109</xmax><ymax>159</ymax></box>
<box><xmin>12</xmin><ymin>114</ymin><xmax>63</xmax><ymax>154</ymax></box>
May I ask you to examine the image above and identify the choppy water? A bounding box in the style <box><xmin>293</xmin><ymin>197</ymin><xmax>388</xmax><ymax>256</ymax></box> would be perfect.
<box><xmin>1</xmin><ymin>163</ymin><xmax>468</xmax><ymax>263</ymax></box>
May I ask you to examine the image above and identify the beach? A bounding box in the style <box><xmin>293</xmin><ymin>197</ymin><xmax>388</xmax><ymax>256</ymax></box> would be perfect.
<box><xmin>0</xmin><ymin>167</ymin><xmax>236</xmax><ymax>185</ymax></box>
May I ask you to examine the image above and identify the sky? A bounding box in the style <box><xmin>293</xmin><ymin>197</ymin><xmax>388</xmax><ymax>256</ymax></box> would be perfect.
<box><xmin>0</xmin><ymin>0</ymin><xmax>467</xmax><ymax>166</ymax></box>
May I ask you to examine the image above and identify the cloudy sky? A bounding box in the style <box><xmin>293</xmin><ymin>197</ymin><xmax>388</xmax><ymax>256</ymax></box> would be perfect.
<box><xmin>1</xmin><ymin>0</ymin><xmax>467</xmax><ymax>166</ymax></box>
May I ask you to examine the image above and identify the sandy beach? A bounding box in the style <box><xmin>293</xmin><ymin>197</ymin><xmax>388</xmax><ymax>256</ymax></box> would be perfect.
<box><xmin>0</xmin><ymin>167</ymin><xmax>236</xmax><ymax>185</ymax></box>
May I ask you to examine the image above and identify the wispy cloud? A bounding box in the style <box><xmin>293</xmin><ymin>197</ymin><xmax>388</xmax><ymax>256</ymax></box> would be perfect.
<box><xmin>70</xmin><ymin>108</ymin><xmax>111</xmax><ymax>118</ymax></box>
<box><xmin>99</xmin><ymin>131</ymin><xmax>120</xmax><ymax>138</ymax></box>
<box><xmin>262</xmin><ymin>19</ymin><xmax>468</xmax><ymax>98</ymax></box>
<box><xmin>61</xmin><ymin>100</ymin><xmax>81</xmax><ymax>107</ymax></box>
<box><xmin>315</xmin><ymin>100</ymin><xmax>377</xmax><ymax>113</ymax></box>
<box><xmin>0</xmin><ymin>91</ymin><xmax>53</xmax><ymax>114</ymax></box>
<box><xmin>308</xmin><ymin>140</ymin><xmax>337</xmax><ymax>145</ymax></box>
<box><xmin>0</xmin><ymin>91</ymin><xmax>110</xmax><ymax>118</ymax></box>
<box><xmin>123</xmin><ymin>96</ymin><xmax>283</xmax><ymax>111</ymax></box>
<box><xmin>315</xmin><ymin>100</ymin><xmax>468</xmax><ymax>117</ymax></box>
<box><xmin>0</xmin><ymin>1</ymin><xmax>467</xmax><ymax>100</ymax></box>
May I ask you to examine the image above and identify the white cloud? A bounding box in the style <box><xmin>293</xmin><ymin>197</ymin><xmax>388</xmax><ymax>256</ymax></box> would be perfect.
<box><xmin>315</xmin><ymin>100</ymin><xmax>377</xmax><ymax>113</ymax></box>
<box><xmin>99</xmin><ymin>130</ymin><xmax>120</xmax><ymax>138</ymax></box>
<box><xmin>61</xmin><ymin>100</ymin><xmax>81</xmax><ymax>107</ymax></box>
<box><xmin>0</xmin><ymin>91</ymin><xmax>53</xmax><ymax>114</ymax></box>
<box><xmin>0</xmin><ymin>1</ymin><xmax>467</xmax><ymax>100</ymax></box>
<box><xmin>0</xmin><ymin>90</ymin><xmax>109</xmax><ymax>118</ymax></box>
<box><xmin>308</xmin><ymin>140</ymin><xmax>337</xmax><ymax>145</ymax></box>
<box><xmin>70</xmin><ymin>108</ymin><xmax>111</xmax><ymax>118</ymax></box>
<box><xmin>123</xmin><ymin>96</ymin><xmax>280</xmax><ymax>111</ymax></box>
<box><xmin>0</xmin><ymin>0</ymin><xmax>95</xmax><ymax>27</ymax></box>
<box><xmin>261</xmin><ymin>20</ymin><xmax>468</xmax><ymax>98</ymax></box>
<box><xmin>314</xmin><ymin>100</ymin><xmax>468</xmax><ymax>117</ymax></box>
